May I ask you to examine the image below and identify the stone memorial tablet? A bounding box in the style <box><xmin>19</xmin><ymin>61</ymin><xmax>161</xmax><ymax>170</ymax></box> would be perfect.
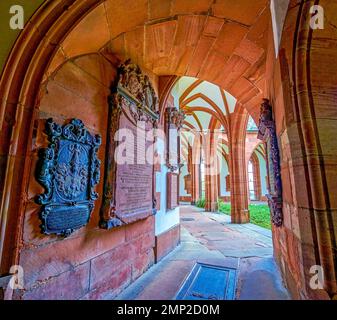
<box><xmin>100</xmin><ymin>60</ymin><xmax>159</xmax><ymax>229</ymax></box>
<box><xmin>167</xmin><ymin>172</ymin><xmax>178</xmax><ymax>210</ymax></box>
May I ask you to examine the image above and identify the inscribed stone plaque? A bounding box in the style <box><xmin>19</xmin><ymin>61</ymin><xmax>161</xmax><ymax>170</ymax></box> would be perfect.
<box><xmin>114</xmin><ymin>108</ymin><xmax>154</xmax><ymax>224</ymax></box>
<box><xmin>167</xmin><ymin>172</ymin><xmax>178</xmax><ymax>210</ymax></box>
<box><xmin>100</xmin><ymin>60</ymin><xmax>159</xmax><ymax>229</ymax></box>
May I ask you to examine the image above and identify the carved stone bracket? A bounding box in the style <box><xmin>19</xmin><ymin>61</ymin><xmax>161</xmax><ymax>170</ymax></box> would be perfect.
<box><xmin>35</xmin><ymin>118</ymin><xmax>102</xmax><ymax>236</ymax></box>
<box><xmin>257</xmin><ymin>99</ymin><xmax>283</xmax><ymax>227</ymax></box>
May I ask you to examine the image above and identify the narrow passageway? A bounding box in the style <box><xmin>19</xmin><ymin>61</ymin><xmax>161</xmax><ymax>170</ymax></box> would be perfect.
<box><xmin>116</xmin><ymin>206</ymin><xmax>289</xmax><ymax>300</ymax></box>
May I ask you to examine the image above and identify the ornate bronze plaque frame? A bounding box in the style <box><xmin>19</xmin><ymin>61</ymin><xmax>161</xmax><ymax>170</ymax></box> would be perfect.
<box><xmin>100</xmin><ymin>60</ymin><xmax>159</xmax><ymax>230</ymax></box>
<box><xmin>35</xmin><ymin>118</ymin><xmax>102</xmax><ymax>236</ymax></box>
<box><xmin>257</xmin><ymin>99</ymin><xmax>283</xmax><ymax>227</ymax></box>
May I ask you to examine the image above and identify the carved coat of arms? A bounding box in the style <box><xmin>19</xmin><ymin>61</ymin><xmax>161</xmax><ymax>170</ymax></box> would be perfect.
<box><xmin>35</xmin><ymin>118</ymin><xmax>101</xmax><ymax>236</ymax></box>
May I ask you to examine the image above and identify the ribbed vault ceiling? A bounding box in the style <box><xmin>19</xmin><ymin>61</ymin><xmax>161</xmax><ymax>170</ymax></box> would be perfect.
<box><xmin>44</xmin><ymin>0</ymin><xmax>270</xmax><ymax>122</ymax></box>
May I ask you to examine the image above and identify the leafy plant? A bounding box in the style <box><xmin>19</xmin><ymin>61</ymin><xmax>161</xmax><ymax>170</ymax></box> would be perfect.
<box><xmin>196</xmin><ymin>198</ymin><xmax>206</xmax><ymax>208</ymax></box>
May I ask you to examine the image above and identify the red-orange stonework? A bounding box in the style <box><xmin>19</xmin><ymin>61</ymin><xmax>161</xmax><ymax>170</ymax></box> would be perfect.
<box><xmin>0</xmin><ymin>0</ymin><xmax>336</xmax><ymax>300</ymax></box>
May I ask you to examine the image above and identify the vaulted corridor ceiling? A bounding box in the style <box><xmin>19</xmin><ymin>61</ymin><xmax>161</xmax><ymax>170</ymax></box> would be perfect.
<box><xmin>42</xmin><ymin>0</ymin><xmax>270</xmax><ymax>121</ymax></box>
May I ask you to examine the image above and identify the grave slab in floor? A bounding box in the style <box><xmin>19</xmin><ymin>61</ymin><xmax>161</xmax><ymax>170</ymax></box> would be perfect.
<box><xmin>115</xmin><ymin>206</ymin><xmax>290</xmax><ymax>300</ymax></box>
<box><xmin>175</xmin><ymin>263</ymin><xmax>237</xmax><ymax>300</ymax></box>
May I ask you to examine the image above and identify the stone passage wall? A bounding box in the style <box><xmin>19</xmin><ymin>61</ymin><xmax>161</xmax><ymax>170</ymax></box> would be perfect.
<box><xmin>17</xmin><ymin>54</ymin><xmax>156</xmax><ymax>300</ymax></box>
<box><xmin>266</xmin><ymin>0</ymin><xmax>337</xmax><ymax>300</ymax></box>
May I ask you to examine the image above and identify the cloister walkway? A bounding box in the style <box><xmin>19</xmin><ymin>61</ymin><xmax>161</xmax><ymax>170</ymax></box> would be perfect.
<box><xmin>116</xmin><ymin>206</ymin><xmax>290</xmax><ymax>300</ymax></box>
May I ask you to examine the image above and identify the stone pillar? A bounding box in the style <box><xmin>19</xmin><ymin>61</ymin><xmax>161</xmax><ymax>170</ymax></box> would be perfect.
<box><xmin>204</xmin><ymin>131</ymin><xmax>218</xmax><ymax>212</ymax></box>
<box><xmin>251</xmin><ymin>153</ymin><xmax>262</xmax><ymax>201</ymax></box>
<box><xmin>191</xmin><ymin>133</ymin><xmax>201</xmax><ymax>205</ymax></box>
<box><xmin>228</xmin><ymin>105</ymin><xmax>250</xmax><ymax>223</ymax></box>
<box><xmin>191</xmin><ymin>163</ymin><xmax>200</xmax><ymax>205</ymax></box>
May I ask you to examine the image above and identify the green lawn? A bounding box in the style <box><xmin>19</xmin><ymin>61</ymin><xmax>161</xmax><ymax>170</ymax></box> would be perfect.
<box><xmin>196</xmin><ymin>198</ymin><xmax>272</xmax><ymax>230</ymax></box>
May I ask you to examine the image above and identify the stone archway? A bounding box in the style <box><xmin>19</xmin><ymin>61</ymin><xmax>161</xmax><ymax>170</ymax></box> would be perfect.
<box><xmin>0</xmin><ymin>0</ymin><xmax>336</xmax><ymax>300</ymax></box>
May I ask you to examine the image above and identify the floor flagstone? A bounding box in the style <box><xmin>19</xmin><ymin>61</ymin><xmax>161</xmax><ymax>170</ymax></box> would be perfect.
<box><xmin>116</xmin><ymin>205</ymin><xmax>290</xmax><ymax>300</ymax></box>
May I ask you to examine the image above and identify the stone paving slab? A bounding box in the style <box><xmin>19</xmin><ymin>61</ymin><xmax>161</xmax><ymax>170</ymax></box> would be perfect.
<box><xmin>236</xmin><ymin>257</ymin><xmax>290</xmax><ymax>300</ymax></box>
<box><xmin>115</xmin><ymin>205</ymin><xmax>289</xmax><ymax>300</ymax></box>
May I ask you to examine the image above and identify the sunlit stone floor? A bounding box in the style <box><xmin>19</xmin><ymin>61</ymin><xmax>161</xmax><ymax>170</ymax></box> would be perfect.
<box><xmin>116</xmin><ymin>205</ymin><xmax>290</xmax><ymax>300</ymax></box>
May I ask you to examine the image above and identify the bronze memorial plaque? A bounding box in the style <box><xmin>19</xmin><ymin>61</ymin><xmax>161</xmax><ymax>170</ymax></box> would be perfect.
<box><xmin>100</xmin><ymin>60</ymin><xmax>159</xmax><ymax>229</ymax></box>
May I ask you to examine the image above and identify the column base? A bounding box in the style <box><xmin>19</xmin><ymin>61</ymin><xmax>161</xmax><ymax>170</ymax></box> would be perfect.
<box><xmin>231</xmin><ymin>209</ymin><xmax>250</xmax><ymax>224</ymax></box>
<box><xmin>205</xmin><ymin>201</ymin><xmax>218</xmax><ymax>212</ymax></box>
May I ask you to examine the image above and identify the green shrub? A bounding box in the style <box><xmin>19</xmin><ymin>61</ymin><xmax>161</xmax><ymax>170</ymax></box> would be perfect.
<box><xmin>217</xmin><ymin>200</ymin><xmax>231</xmax><ymax>215</ymax></box>
<box><xmin>196</xmin><ymin>198</ymin><xmax>206</xmax><ymax>208</ymax></box>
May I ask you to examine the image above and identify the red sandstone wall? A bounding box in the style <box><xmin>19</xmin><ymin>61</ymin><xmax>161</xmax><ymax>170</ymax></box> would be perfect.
<box><xmin>266</xmin><ymin>0</ymin><xmax>336</xmax><ymax>300</ymax></box>
<box><xmin>154</xmin><ymin>224</ymin><xmax>180</xmax><ymax>263</ymax></box>
<box><xmin>266</xmin><ymin>5</ymin><xmax>310</xmax><ymax>299</ymax></box>
<box><xmin>17</xmin><ymin>53</ymin><xmax>157</xmax><ymax>300</ymax></box>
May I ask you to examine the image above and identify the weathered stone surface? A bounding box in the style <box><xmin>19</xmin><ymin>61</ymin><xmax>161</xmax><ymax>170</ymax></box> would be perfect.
<box><xmin>155</xmin><ymin>224</ymin><xmax>180</xmax><ymax>262</ymax></box>
<box><xmin>125</xmin><ymin>215</ymin><xmax>155</xmax><ymax>241</ymax></box>
<box><xmin>1</xmin><ymin>0</ymin><xmax>337</xmax><ymax>301</ymax></box>
<box><xmin>23</xmin><ymin>262</ymin><xmax>90</xmax><ymax>300</ymax></box>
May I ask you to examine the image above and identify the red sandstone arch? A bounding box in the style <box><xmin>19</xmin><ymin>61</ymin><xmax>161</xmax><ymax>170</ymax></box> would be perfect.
<box><xmin>0</xmin><ymin>0</ymin><xmax>336</xmax><ymax>300</ymax></box>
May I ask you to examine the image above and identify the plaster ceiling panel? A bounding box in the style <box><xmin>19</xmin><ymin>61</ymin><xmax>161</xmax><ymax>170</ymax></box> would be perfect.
<box><xmin>186</xmin><ymin>97</ymin><xmax>212</xmax><ymax>108</ymax></box>
<box><xmin>218</xmin><ymin>144</ymin><xmax>229</xmax><ymax>155</ymax></box>
<box><xmin>173</xmin><ymin>76</ymin><xmax>199</xmax><ymax>98</ymax></box>
<box><xmin>194</xmin><ymin>110</ymin><xmax>212</xmax><ymax>130</ymax></box>
<box><xmin>181</xmin><ymin>129</ymin><xmax>196</xmax><ymax>146</ymax></box>
<box><xmin>184</xmin><ymin>114</ymin><xmax>200</xmax><ymax>130</ymax></box>
<box><xmin>186</xmin><ymin>81</ymin><xmax>225</xmax><ymax>113</ymax></box>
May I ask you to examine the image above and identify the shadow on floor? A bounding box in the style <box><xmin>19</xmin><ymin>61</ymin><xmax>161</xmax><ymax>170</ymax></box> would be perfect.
<box><xmin>116</xmin><ymin>205</ymin><xmax>290</xmax><ymax>300</ymax></box>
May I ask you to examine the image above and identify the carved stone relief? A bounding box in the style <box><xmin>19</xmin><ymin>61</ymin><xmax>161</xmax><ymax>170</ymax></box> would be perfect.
<box><xmin>257</xmin><ymin>98</ymin><xmax>283</xmax><ymax>227</ymax></box>
<box><xmin>35</xmin><ymin>118</ymin><xmax>101</xmax><ymax>236</ymax></box>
